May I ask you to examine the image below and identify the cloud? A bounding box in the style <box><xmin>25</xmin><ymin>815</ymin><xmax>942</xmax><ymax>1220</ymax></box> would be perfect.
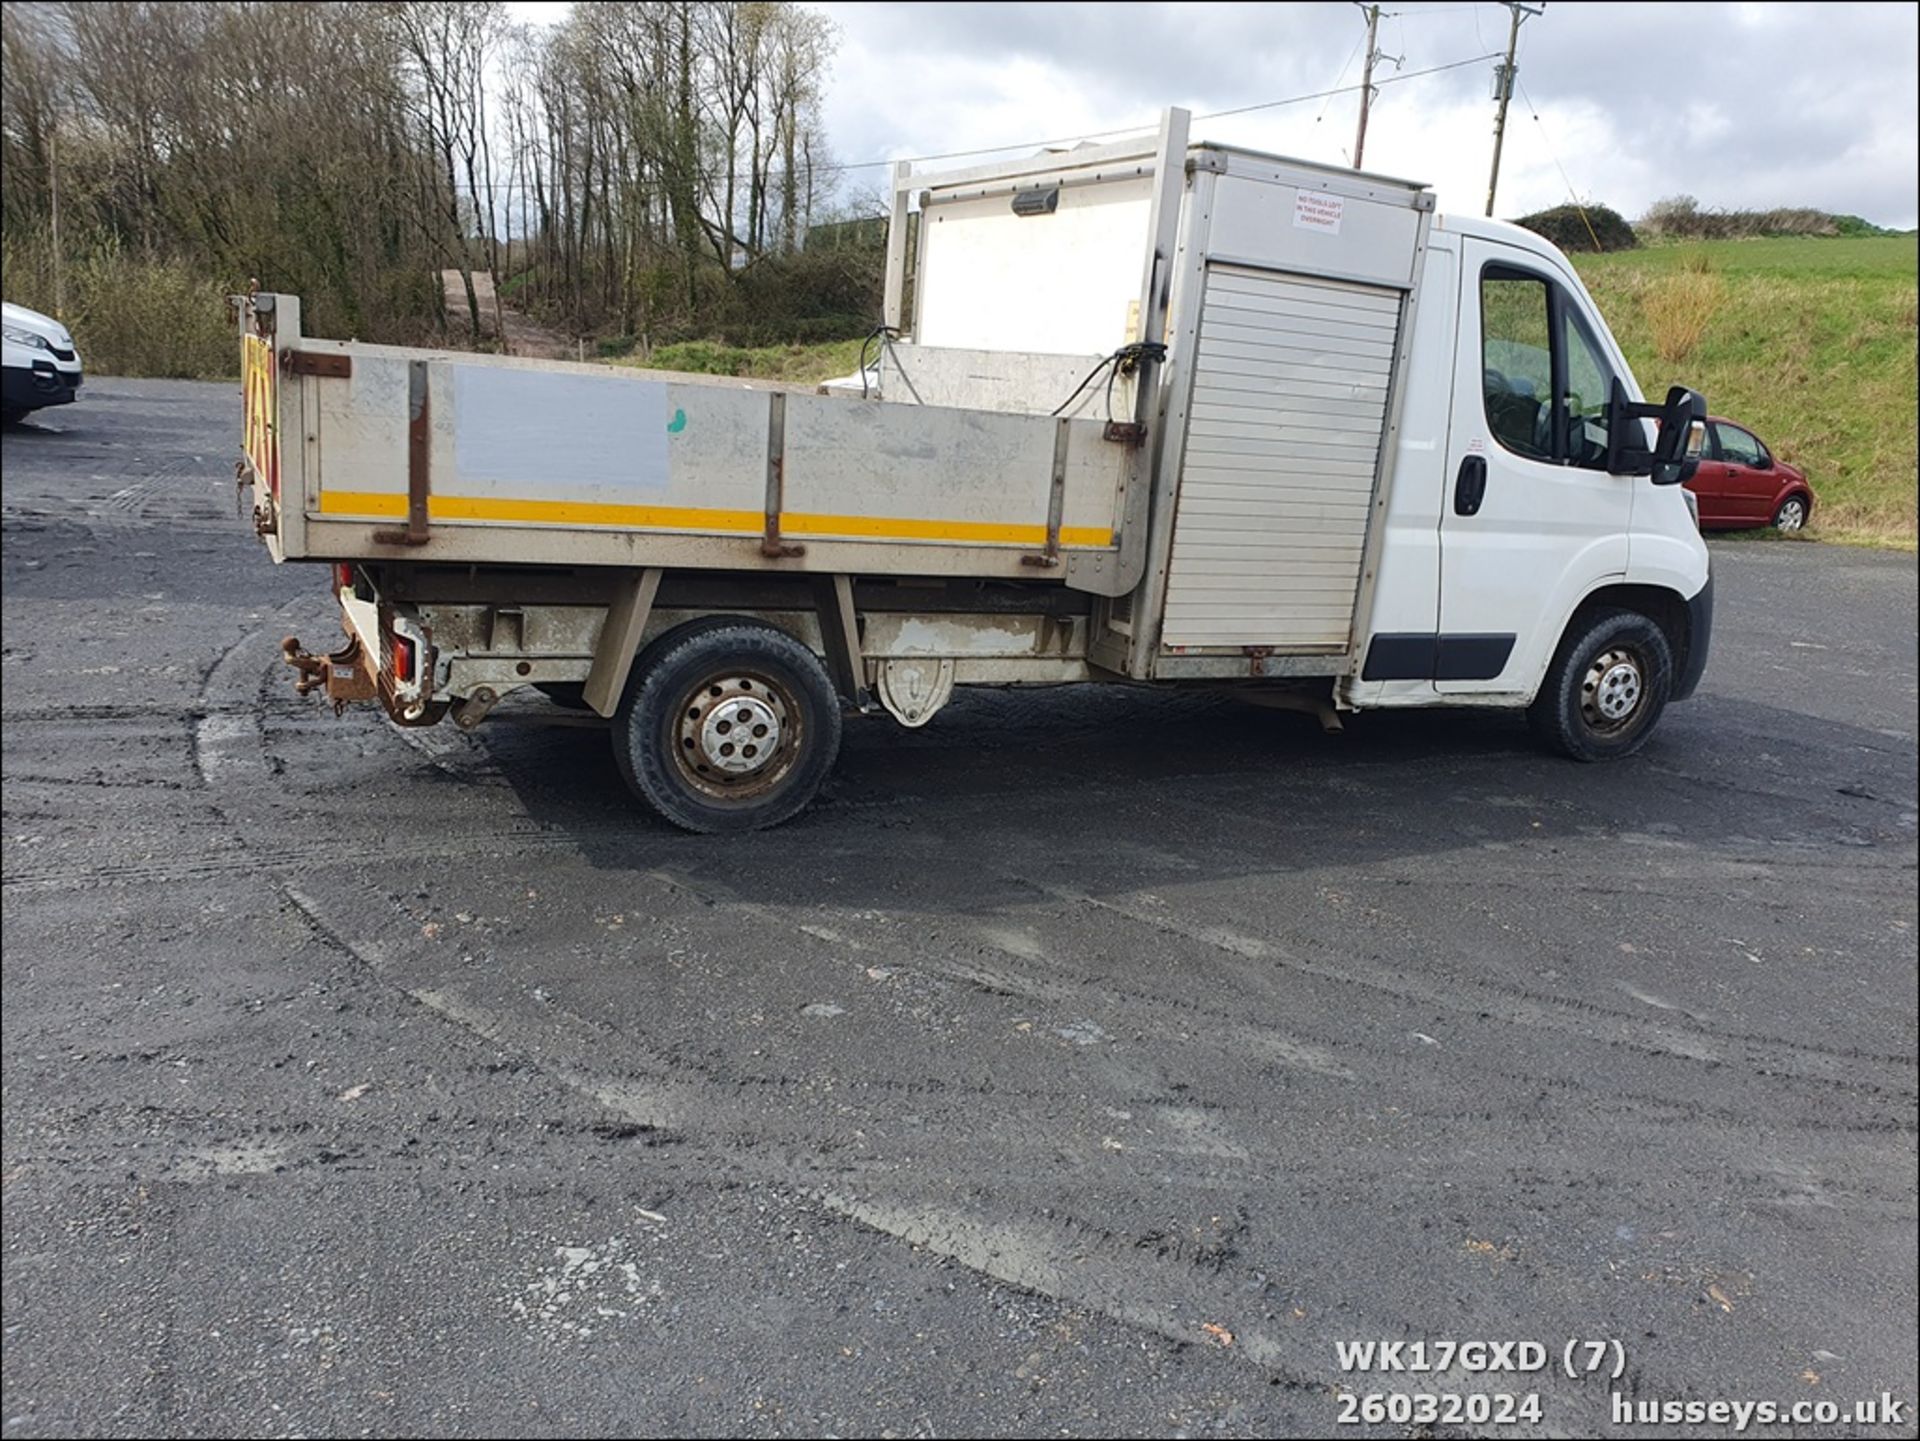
<box><xmin>810</xmin><ymin>0</ymin><xmax>1918</xmax><ymax>228</ymax></box>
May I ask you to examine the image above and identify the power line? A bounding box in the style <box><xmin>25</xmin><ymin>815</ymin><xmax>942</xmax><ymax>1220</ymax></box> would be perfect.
<box><xmin>1516</xmin><ymin>77</ymin><xmax>1603</xmax><ymax>251</ymax></box>
<box><xmin>452</xmin><ymin>50</ymin><xmax>1506</xmax><ymax>197</ymax></box>
<box><xmin>1198</xmin><ymin>52</ymin><xmax>1497</xmax><ymax>123</ymax></box>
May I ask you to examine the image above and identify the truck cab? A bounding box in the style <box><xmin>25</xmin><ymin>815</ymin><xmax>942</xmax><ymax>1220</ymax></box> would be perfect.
<box><xmin>1343</xmin><ymin>213</ymin><xmax>1712</xmax><ymax>742</ymax></box>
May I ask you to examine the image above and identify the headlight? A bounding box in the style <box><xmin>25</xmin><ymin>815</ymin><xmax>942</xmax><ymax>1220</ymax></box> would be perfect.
<box><xmin>3</xmin><ymin>324</ymin><xmax>54</xmax><ymax>352</ymax></box>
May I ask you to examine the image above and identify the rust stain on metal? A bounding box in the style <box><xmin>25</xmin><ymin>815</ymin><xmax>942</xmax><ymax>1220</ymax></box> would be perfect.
<box><xmin>452</xmin><ymin>687</ymin><xmax>500</xmax><ymax>731</ymax></box>
<box><xmin>1023</xmin><ymin>416</ymin><xmax>1070</xmax><ymax>568</ymax></box>
<box><xmin>282</xmin><ymin>634</ymin><xmax>376</xmax><ymax>715</ymax></box>
<box><xmin>284</xmin><ymin>350</ymin><xmax>352</xmax><ymax>379</ymax></box>
<box><xmin>760</xmin><ymin>391</ymin><xmax>805</xmax><ymax>558</ymax></box>
<box><xmin>373</xmin><ymin>359</ymin><xmax>432</xmax><ymax>547</ymax></box>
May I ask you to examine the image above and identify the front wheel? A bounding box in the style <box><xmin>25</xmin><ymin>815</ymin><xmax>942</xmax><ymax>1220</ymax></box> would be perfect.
<box><xmin>613</xmin><ymin>619</ymin><xmax>842</xmax><ymax>833</ymax></box>
<box><xmin>1773</xmin><ymin>495</ymin><xmax>1809</xmax><ymax>532</ymax></box>
<box><xmin>1527</xmin><ymin>609</ymin><xmax>1674</xmax><ymax>762</ymax></box>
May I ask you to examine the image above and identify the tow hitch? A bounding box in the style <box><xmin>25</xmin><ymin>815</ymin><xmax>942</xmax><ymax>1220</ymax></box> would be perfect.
<box><xmin>283</xmin><ymin>634</ymin><xmax>377</xmax><ymax>714</ymax></box>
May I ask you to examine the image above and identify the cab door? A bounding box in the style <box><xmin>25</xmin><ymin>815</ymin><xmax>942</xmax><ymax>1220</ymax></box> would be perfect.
<box><xmin>1434</xmin><ymin>236</ymin><xmax>1635</xmax><ymax>694</ymax></box>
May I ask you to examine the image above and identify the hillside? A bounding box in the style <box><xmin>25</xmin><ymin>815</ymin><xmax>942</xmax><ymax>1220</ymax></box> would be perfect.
<box><xmin>1574</xmin><ymin>236</ymin><xmax>1918</xmax><ymax>547</ymax></box>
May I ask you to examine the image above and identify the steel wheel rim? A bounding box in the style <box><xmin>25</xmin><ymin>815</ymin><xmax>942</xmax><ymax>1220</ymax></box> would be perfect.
<box><xmin>670</xmin><ymin>670</ymin><xmax>802</xmax><ymax>802</ymax></box>
<box><xmin>1776</xmin><ymin>499</ymin><xmax>1806</xmax><ymax>531</ymax></box>
<box><xmin>1580</xmin><ymin>647</ymin><xmax>1645</xmax><ymax>733</ymax></box>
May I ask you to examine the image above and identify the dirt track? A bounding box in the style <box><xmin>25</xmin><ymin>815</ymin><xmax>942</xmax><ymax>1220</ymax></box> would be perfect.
<box><xmin>440</xmin><ymin>267</ymin><xmax>574</xmax><ymax>360</ymax></box>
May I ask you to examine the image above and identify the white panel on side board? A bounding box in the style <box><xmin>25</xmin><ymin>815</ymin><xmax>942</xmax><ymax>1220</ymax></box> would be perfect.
<box><xmin>450</xmin><ymin>366</ymin><xmax>669</xmax><ymax>501</ymax></box>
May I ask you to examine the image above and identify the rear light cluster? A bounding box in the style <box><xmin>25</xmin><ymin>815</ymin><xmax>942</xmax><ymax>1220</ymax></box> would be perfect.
<box><xmin>333</xmin><ymin>563</ymin><xmax>354</xmax><ymax>594</ymax></box>
<box><xmin>391</xmin><ymin>633</ymin><xmax>416</xmax><ymax>685</ymax></box>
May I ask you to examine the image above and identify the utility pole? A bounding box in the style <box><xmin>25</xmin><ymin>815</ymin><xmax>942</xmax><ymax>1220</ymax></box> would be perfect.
<box><xmin>1485</xmin><ymin>1</ymin><xmax>1544</xmax><ymax>217</ymax></box>
<box><xmin>1351</xmin><ymin>3</ymin><xmax>1401</xmax><ymax>171</ymax></box>
<box><xmin>1353</xmin><ymin>3</ymin><xmax>1380</xmax><ymax>170</ymax></box>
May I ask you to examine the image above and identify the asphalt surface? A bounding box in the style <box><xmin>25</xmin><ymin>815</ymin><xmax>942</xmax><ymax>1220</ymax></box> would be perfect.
<box><xmin>3</xmin><ymin>379</ymin><xmax>1916</xmax><ymax>1439</ymax></box>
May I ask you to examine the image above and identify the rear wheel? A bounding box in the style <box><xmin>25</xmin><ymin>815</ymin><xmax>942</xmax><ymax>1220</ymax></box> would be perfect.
<box><xmin>613</xmin><ymin>619</ymin><xmax>841</xmax><ymax>833</ymax></box>
<box><xmin>1527</xmin><ymin>609</ymin><xmax>1674</xmax><ymax>762</ymax></box>
<box><xmin>1773</xmin><ymin>494</ymin><xmax>1809</xmax><ymax>532</ymax></box>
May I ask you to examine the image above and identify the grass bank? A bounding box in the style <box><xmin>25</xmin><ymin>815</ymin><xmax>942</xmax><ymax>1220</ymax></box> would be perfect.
<box><xmin>1574</xmin><ymin>236</ymin><xmax>1917</xmax><ymax>547</ymax></box>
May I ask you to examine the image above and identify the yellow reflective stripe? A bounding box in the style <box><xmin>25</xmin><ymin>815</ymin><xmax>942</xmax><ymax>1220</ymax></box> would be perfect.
<box><xmin>316</xmin><ymin>490</ymin><xmax>1114</xmax><ymax>548</ymax></box>
<box><xmin>782</xmin><ymin>511</ymin><xmax>1113</xmax><ymax>548</ymax></box>
<box><xmin>318</xmin><ymin>491</ymin><xmax>761</xmax><ymax>532</ymax></box>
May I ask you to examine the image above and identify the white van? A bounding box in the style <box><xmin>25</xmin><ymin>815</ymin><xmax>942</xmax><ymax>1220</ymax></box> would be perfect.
<box><xmin>2</xmin><ymin>301</ymin><xmax>83</xmax><ymax>423</ymax></box>
<box><xmin>241</xmin><ymin>109</ymin><xmax>1713</xmax><ymax>831</ymax></box>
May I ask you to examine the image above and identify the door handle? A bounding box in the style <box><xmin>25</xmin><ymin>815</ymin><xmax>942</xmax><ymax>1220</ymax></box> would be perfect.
<box><xmin>1454</xmin><ymin>455</ymin><xmax>1488</xmax><ymax>516</ymax></box>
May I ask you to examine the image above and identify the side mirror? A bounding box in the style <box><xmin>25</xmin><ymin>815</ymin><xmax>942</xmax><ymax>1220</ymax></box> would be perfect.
<box><xmin>1650</xmin><ymin>386</ymin><xmax>1705</xmax><ymax>485</ymax></box>
<box><xmin>1607</xmin><ymin>379</ymin><xmax>1704</xmax><ymax>484</ymax></box>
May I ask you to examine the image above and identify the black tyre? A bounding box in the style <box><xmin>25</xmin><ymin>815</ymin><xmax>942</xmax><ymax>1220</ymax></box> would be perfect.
<box><xmin>612</xmin><ymin>618</ymin><xmax>841</xmax><ymax>833</ymax></box>
<box><xmin>1527</xmin><ymin>608</ymin><xmax>1674</xmax><ymax>762</ymax></box>
<box><xmin>1772</xmin><ymin>494</ymin><xmax>1810</xmax><ymax>532</ymax></box>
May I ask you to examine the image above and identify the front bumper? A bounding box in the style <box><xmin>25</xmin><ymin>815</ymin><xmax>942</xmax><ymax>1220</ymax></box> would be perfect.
<box><xmin>3</xmin><ymin>360</ymin><xmax>82</xmax><ymax>412</ymax></box>
<box><xmin>1673</xmin><ymin>572</ymin><xmax>1714</xmax><ymax>701</ymax></box>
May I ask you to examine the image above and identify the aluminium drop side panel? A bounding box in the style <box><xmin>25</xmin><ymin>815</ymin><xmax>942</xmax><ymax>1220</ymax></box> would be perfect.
<box><xmin>294</xmin><ymin>337</ymin><xmax>1127</xmax><ymax>579</ymax></box>
<box><xmin>780</xmin><ymin>398</ymin><xmax>1120</xmax><ymax>549</ymax></box>
<box><xmin>254</xmin><ymin>292</ymin><xmax>310</xmax><ymax>561</ymax></box>
<box><xmin>876</xmin><ymin>345</ymin><xmax>1114</xmax><ymax>417</ymax></box>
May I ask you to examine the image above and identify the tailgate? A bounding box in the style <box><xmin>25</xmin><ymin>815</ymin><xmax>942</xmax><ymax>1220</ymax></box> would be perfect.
<box><xmin>234</xmin><ymin>291</ymin><xmax>289</xmax><ymax>561</ymax></box>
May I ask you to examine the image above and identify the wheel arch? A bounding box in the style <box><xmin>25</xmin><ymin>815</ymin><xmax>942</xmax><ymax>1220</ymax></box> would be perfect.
<box><xmin>1560</xmin><ymin>582</ymin><xmax>1696</xmax><ymax>696</ymax></box>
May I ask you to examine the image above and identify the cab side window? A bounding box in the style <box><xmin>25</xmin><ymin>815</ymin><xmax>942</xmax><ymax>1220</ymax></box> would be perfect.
<box><xmin>1559</xmin><ymin>308</ymin><xmax>1613</xmax><ymax>470</ymax></box>
<box><xmin>1481</xmin><ymin>263</ymin><xmax>1626</xmax><ymax>471</ymax></box>
<box><xmin>1481</xmin><ymin>272</ymin><xmax>1554</xmax><ymax>461</ymax></box>
<box><xmin>1714</xmin><ymin>424</ymin><xmax>1764</xmax><ymax>466</ymax></box>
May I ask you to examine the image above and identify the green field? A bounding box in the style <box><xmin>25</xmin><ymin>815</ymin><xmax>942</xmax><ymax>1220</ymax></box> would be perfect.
<box><xmin>1574</xmin><ymin>236</ymin><xmax>1918</xmax><ymax>546</ymax></box>
<box><xmin>622</xmin><ymin>337</ymin><xmax>868</xmax><ymax>384</ymax></box>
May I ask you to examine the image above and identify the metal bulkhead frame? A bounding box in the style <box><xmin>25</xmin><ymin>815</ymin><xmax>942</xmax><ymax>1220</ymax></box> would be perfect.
<box><xmin>883</xmin><ymin>109</ymin><xmax>1193</xmax><ymax>607</ymax></box>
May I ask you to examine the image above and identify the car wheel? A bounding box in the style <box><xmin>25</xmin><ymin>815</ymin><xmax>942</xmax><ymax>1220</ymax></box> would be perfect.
<box><xmin>1527</xmin><ymin>608</ymin><xmax>1674</xmax><ymax>762</ymax></box>
<box><xmin>612</xmin><ymin>618</ymin><xmax>841</xmax><ymax>833</ymax></box>
<box><xmin>1773</xmin><ymin>495</ymin><xmax>1809</xmax><ymax>532</ymax></box>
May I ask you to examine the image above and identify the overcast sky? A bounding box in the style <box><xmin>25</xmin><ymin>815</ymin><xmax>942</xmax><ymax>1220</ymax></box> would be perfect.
<box><xmin>507</xmin><ymin>1</ymin><xmax>1919</xmax><ymax>229</ymax></box>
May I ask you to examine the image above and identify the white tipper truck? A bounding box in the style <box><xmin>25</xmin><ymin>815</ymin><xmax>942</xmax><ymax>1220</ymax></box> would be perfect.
<box><xmin>239</xmin><ymin>108</ymin><xmax>1712</xmax><ymax>832</ymax></box>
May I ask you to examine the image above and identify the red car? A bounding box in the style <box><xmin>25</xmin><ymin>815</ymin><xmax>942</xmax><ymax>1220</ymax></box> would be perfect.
<box><xmin>1684</xmin><ymin>416</ymin><xmax>1815</xmax><ymax>531</ymax></box>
